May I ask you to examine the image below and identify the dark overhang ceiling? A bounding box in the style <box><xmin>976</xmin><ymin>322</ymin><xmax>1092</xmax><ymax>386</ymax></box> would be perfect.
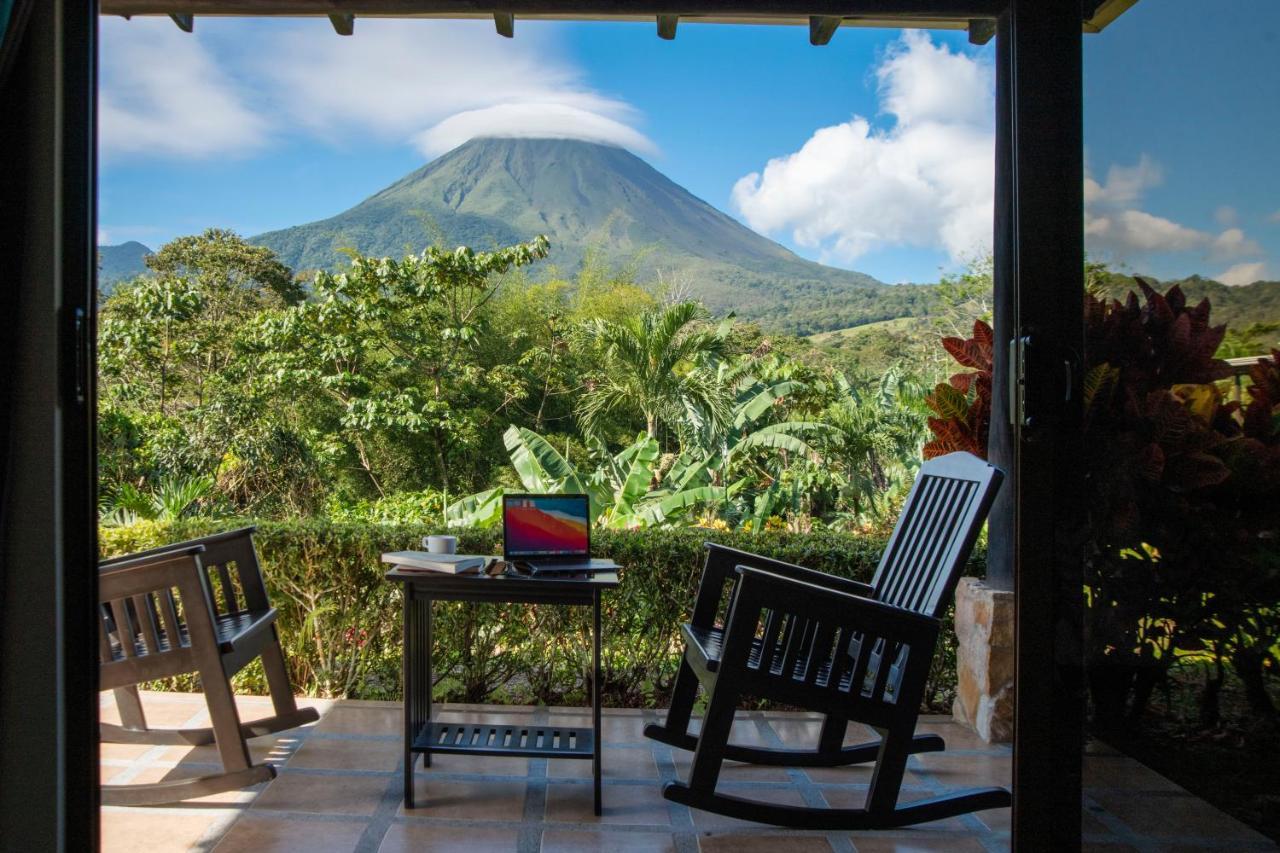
<box><xmin>99</xmin><ymin>0</ymin><xmax>1139</xmax><ymax>45</ymax></box>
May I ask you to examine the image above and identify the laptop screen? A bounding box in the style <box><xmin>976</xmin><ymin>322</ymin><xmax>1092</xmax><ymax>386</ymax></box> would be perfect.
<box><xmin>503</xmin><ymin>494</ymin><xmax>590</xmax><ymax>559</ymax></box>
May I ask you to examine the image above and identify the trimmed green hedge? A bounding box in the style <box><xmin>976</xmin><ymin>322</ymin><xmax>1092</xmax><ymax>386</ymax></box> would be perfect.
<box><xmin>100</xmin><ymin>521</ymin><xmax>984</xmax><ymax>712</ymax></box>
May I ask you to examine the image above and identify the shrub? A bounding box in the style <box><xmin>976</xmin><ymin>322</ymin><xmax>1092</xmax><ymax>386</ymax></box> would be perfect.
<box><xmin>100</xmin><ymin>520</ymin><xmax>983</xmax><ymax>711</ymax></box>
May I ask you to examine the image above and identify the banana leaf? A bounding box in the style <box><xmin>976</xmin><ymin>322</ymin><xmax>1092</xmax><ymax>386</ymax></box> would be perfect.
<box><xmin>733</xmin><ymin>379</ymin><xmax>806</xmax><ymax>429</ymax></box>
<box><xmin>445</xmin><ymin>487</ymin><xmax>503</xmax><ymax>528</ymax></box>
<box><xmin>612</xmin><ymin>435</ymin><xmax>660</xmax><ymax>517</ymax></box>
<box><xmin>503</xmin><ymin>425</ymin><xmax>588</xmax><ymax>494</ymax></box>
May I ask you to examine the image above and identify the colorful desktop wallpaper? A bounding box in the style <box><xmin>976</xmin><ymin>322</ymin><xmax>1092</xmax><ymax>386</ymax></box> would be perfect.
<box><xmin>505</xmin><ymin>496</ymin><xmax>590</xmax><ymax>555</ymax></box>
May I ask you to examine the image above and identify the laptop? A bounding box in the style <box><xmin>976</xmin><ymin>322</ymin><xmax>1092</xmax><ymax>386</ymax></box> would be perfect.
<box><xmin>502</xmin><ymin>493</ymin><xmax>618</xmax><ymax>575</ymax></box>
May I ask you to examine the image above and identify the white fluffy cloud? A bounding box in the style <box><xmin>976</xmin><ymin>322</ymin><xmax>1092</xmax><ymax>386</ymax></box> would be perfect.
<box><xmin>415</xmin><ymin>102</ymin><xmax>653</xmax><ymax>157</ymax></box>
<box><xmin>731</xmin><ymin>31</ymin><xmax>994</xmax><ymax>266</ymax></box>
<box><xmin>99</xmin><ymin>17</ymin><xmax>651</xmax><ymax>160</ymax></box>
<box><xmin>99</xmin><ymin>18</ymin><xmax>270</xmax><ymax>158</ymax></box>
<box><xmin>1216</xmin><ymin>261</ymin><xmax>1268</xmax><ymax>287</ymax></box>
<box><xmin>1084</xmin><ymin>155</ymin><xmax>1264</xmax><ymax>266</ymax></box>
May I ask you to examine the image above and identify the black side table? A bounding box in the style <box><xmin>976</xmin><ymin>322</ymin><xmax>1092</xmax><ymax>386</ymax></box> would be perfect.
<box><xmin>386</xmin><ymin>564</ymin><xmax>620</xmax><ymax>815</ymax></box>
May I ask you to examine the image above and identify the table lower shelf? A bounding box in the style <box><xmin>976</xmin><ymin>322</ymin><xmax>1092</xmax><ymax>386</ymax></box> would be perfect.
<box><xmin>411</xmin><ymin>721</ymin><xmax>595</xmax><ymax>760</ymax></box>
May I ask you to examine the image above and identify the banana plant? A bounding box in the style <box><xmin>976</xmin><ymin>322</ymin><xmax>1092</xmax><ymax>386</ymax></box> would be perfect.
<box><xmin>445</xmin><ymin>426</ymin><xmax>725</xmax><ymax>529</ymax></box>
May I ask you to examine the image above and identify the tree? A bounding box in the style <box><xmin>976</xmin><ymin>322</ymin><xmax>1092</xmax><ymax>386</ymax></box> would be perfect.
<box><xmin>578</xmin><ymin>301</ymin><xmax>733</xmax><ymax>441</ymax></box>
<box><xmin>96</xmin><ymin>231</ymin><xmax>317</xmax><ymax>514</ymax></box>
<box><xmin>259</xmin><ymin>238</ymin><xmax>550</xmax><ymax>496</ymax></box>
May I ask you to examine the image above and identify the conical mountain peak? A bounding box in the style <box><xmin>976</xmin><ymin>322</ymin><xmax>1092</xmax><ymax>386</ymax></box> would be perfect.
<box><xmin>253</xmin><ymin>137</ymin><xmax>900</xmax><ymax>331</ymax></box>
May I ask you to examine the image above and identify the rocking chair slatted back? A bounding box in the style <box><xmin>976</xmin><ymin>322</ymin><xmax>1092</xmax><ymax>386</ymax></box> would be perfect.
<box><xmin>870</xmin><ymin>453</ymin><xmax>1001</xmax><ymax>619</ymax></box>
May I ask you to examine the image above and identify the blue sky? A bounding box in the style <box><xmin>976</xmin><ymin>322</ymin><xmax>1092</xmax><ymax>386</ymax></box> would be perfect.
<box><xmin>98</xmin><ymin>1</ymin><xmax>1279</xmax><ymax>286</ymax></box>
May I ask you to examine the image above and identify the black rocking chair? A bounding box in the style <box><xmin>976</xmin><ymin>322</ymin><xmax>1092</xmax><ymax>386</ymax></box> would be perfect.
<box><xmin>644</xmin><ymin>451</ymin><xmax>1006</xmax><ymax>829</ymax></box>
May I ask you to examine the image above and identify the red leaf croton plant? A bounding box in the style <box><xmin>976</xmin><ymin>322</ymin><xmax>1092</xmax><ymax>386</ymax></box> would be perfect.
<box><xmin>927</xmin><ymin>280</ymin><xmax>1280</xmax><ymax>730</ymax></box>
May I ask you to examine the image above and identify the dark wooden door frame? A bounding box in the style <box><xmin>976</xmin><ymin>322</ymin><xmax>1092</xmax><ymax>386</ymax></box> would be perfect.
<box><xmin>995</xmin><ymin>0</ymin><xmax>1087</xmax><ymax>847</ymax></box>
<box><xmin>0</xmin><ymin>0</ymin><xmax>100</xmax><ymax>851</ymax></box>
<box><xmin>0</xmin><ymin>2</ymin><xmax>1088</xmax><ymax>849</ymax></box>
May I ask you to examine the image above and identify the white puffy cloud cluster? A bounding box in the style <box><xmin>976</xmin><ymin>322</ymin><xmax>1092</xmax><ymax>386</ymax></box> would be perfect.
<box><xmin>99</xmin><ymin>17</ymin><xmax>652</xmax><ymax>161</ymax></box>
<box><xmin>731</xmin><ymin>31</ymin><xmax>994</xmax><ymax>266</ymax></box>
<box><xmin>1084</xmin><ymin>154</ymin><xmax>1267</xmax><ymax>283</ymax></box>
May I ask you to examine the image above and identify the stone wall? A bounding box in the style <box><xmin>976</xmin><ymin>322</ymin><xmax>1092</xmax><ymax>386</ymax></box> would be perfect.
<box><xmin>952</xmin><ymin>577</ymin><xmax>1015</xmax><ymax>743</ymax></box>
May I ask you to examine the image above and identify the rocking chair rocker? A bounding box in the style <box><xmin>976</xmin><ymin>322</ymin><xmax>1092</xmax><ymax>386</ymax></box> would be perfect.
<box><xmin>98</xmin><ymin>527</ymin><xmax>318</xmax><ymax>805</ymax></box>
<box><xmin>644</xmin><ymin>451</ymin><xmax>1006</xmax><ymax>830</ymax></box>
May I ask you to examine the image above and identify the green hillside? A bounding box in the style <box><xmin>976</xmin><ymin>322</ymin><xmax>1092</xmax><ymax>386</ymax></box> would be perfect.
<box><xmin>251</xmin><ymin>137</ymin><xmax>932</xmax><ymax>335</ymax></box>
<box><xmin>97</xmin><ymin>241</ymin><xmax>151</xmax><ymax>289</ymax></box>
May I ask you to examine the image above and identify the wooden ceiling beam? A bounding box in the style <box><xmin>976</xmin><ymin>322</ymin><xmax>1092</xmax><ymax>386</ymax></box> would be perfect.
<box><xmin>328</xmin><ymin>12</ymin><xmax>355</xmax><ymax>33</ymax></box>
<box><xmin>656</xmin><ymin>13</ymin><xmax>677</xmax><ymax>38</ymax></box>
<box><xmin>967</xmin><ymin>16</ymin><xmax>994</xmax><ymax>43</ymax></box>
<box><xmin>808</xmin><ymin>14</ymin><xmax>839</xmax><ymax>44</ymax></box>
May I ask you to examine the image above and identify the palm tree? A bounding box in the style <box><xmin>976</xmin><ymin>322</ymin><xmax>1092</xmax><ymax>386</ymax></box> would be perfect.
<box><xmin>578</xmin><ymin>301</ymin><xmax>732</xmax><ymax>440</ymax></box>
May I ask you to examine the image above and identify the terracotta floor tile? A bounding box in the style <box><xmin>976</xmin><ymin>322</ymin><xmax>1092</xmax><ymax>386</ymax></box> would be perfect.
<box><xmin>312</xmin><ymin>706</ymin><xmax>401</xmax><ymax>736</ymax></box>
<box><xmin>672</xmin><ymin>756</ymin><xmax>793</xmax><ymax>783</ymax></box>
<box><xmin>101</xmin><ymin>741</ymin><xmax>162</xmax><ymax>762</ymax></box>
<box><xmin>251</xmin><ymin>771</ymin><xmax>389</xmax><ymax>816</ymax></box>
<box><xmin>1088</xmin><ymin>791</ymin><xmax>1272</xmax><ymax>843</ymax></box>
<box><xmin>161</xmin><ymin>739</ymin><xmax>294</xmax><ymax>768</ymax></box>
<box><xmin>101</xmin><ymin>810</ymin><xmax>226</xmax><ymax>853</ymax></box>
<box><xmin>95</xmin><ymin>696</ymin><xmax>1274</xmax><ymax>853</ymax></box>
<box><xmin>400</xmin><ymin>778</ymin><xmax>527</xmax><ymax>820</ymax></box>
<box><xmin>849</xmin><ymin>834</ymin><xmax>990</xmax><ymax>852</ymax></box>
<box><xmin>212</xmin><ymin>814</ymin><xmax>366</xmax><ymax>853</ymax></box>
<box><xmin>378</xmin><ymin>823</ymin><xmax>519</xmax><ymax>852</ymax></box>
<box><xmin>910</xmin><ymin>722</ymin><xmax>1004</xmax><ymax>754</ymax></box>
<box><xmin>767</xmin><ymin>717</ymin><xmax>826</xmax><ymax>748</ymax></box>
<box><xmin>686</xmin><ymin>786</ymin><xmax>809</xmax><ymax>830</ymax></box>
<box><xmin>285</xmin><ymin>737</ymin><xmax>400</xmax><ymax>771</ymax></box>
<box><xmin>1082</xmin><ymin>755</ymin><xmax>1183</xmax><ymax>793</ymax></box>
<box><xmin>803</xmin><ymin>762</ymin><xmax>923</xmax><ymax>786</ymax></box>
<box><xmin>548</xmin><ymin>748</ymin><xmax>657</xmax><ymax>780</ymax></box>
<box><xmin>818</xmin><ymin>788</ymin><xmax>974</xmax><ymax>832</ymax></box>
<box><xmin>686</xmin><ymin>717</ymin><xmax>772</xmax><ymax>747</ymax></box>
<box><xmin>541</xmin><ymin>828</ymin><xmax>677</xmax><ymax>852</ymax></box>
<box><xmin>102</xmin><ymin>696</ymin><xmax>210</xmax><ymax>729</ymax></box>
<box><xmin>909</xmin><ymin>752</ymin><xmax>1012</xmax><ymax>789</ymax></box>
<box><xmin>108</xmin><ymin>763</ymin><xmax>267</xmax><ymax>805</ymax></box>
<box><xmin>698</xmin><ymin>832</ymin><xmax>834</xmax><ymax>852</ymax></box>
<box><xmin>545</xmin><ymin>781</ymin><xmax>673</xmax><ymax>827</ymax></box>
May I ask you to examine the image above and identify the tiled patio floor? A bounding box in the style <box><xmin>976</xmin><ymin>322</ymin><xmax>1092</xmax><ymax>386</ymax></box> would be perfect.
<box><xmin>99</xmin><ymin>691</ymin><xmax>1276</xmax><ymax>852</ymax></box>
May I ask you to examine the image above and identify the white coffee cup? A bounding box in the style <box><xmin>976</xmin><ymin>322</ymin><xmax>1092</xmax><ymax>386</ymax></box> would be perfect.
<box><xmin>424</xmin><ymin>535</ymin><xmax>457</xmax><ymax>554</ymax></box>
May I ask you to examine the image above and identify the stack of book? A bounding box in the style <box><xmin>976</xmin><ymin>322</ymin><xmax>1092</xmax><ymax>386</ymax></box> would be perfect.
<box><xmin>381</xmin><ymin>551</ymin><xmax>489</xmax><ymax>574</ymax></box>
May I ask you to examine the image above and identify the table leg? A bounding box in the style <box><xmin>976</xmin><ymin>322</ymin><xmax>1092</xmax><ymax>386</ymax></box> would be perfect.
<box><xmin>423</xmin><ymin>595</ymin><xmax>433</xmax><ymax>769</ymax></box>
<box><xmin>592</xmin><ymin>588</ymin><xmax>602</xmax><ymax>816</ymax></box>
<box><xmin>403</xmin><ymin>589</ymin><xmax>434</xmax><ymax>809</ymax></box>
<box><xmin>402</xmin><ymin>585</ymin><xmax>416</xmax><ymax>808</ymax></box>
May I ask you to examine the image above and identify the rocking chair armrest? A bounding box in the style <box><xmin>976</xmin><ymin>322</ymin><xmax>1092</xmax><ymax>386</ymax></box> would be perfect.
<box><xmin>731</xmin><ymin>565</ymin><xmax>939</xmax><ymax>644</ymax></box>
<box><xmin>690</xmin><ymin>542</ymin><xmax>872</xmax><ymax>630</ymax></box>
<box><xmin>721</xmin><ymin>546</ymin><xmax>874</xmax><ymax>598</ymax></box>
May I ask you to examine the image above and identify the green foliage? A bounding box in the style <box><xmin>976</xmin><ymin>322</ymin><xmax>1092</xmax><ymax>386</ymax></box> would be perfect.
<box><xmin>923</xmin><ymin>320</ymin><xmax>993</xmax><ymax>459</ymax></box>
<box><xmin>579</xmin><ymin>301</ymin><xmax>733</xmax><ymax>440</ymax></box>
<box><xmin>257</xmin><ymin>237</ymin><xmax>551</xmax><ymax>496</ymax></box>
<box><xmin>99</xmin><ymin>519</ymin><xmax>982</xmax><ymax>711</ymax></box>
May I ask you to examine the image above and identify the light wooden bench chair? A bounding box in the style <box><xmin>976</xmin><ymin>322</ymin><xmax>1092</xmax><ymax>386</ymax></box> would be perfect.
<box><xmin>98</xmin><ymin>527</ymin><xmax>318</xmax><ymax>805</ymax></box>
